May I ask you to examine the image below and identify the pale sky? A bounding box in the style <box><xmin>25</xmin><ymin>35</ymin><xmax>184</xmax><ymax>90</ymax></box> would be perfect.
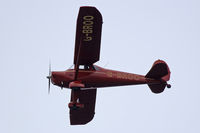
<box><xmin>1</xmin><ymin>0</ymin><xmax>200</xmax><ymax>133</ymax></box>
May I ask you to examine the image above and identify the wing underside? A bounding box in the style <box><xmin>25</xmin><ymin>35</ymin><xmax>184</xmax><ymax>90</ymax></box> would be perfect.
<box><xmin>74</xmin><ymin>6</ymin><xmax>103</xmax><ymax>65</ymax></box>
<box><xmin>69</xmin><ymin>89</ymin><xmax>97</xmax><ymax>125</ymax></box>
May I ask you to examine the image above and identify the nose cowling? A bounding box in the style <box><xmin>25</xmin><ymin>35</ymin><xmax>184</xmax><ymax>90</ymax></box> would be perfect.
<box><xmin>51</xmin><ymin>71</ymin><xmax>66</xmax><ymax>85</ymax></box>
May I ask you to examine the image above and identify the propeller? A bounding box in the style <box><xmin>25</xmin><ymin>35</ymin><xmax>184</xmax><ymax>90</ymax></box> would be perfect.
<box><xmin>46</xmin><ymin>62</ymin><xmax>52</xmax><ymax>94</ymax></box>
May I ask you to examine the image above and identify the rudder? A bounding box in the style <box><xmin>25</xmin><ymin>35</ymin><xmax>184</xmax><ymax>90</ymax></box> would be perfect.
<box><xmin>145</xmin><ymin>60</ymin><xmax>171</xmax><ymax>93</ymax></box>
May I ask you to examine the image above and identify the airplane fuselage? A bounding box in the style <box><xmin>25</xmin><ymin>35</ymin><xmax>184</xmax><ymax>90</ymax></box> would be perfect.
<box><xmin>51</xmin><ymin>65</ymin><xmax>161</xmax><ymax>89</ymax></box>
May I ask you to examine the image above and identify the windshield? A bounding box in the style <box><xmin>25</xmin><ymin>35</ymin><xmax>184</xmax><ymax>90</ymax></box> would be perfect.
<box><xmin>68</xmin><ymin>65</ymin><xmax>74</xmax><ymax>69</ymax></box>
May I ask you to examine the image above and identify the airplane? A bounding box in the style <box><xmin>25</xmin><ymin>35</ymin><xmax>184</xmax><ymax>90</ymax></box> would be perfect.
<box><xmin>46</xmin><ymin>6</ymin><xmax>171</xmax><ymax>125</ymax></box>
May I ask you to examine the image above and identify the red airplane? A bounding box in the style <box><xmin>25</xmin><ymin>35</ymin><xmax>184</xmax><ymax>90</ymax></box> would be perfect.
<box><xmin>47</xmin><ymin>6</ymin><xmax>171</xmax><ymax>125</ymax></box>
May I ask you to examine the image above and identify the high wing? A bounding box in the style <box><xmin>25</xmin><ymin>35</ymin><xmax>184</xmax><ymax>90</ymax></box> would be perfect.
<box><xmin>70</xmin><ymin>6</ymin><xmax>101</xmax><ymax>125</ymax></box>
<box><xmin>69</xmin><ymin>89</ymin><xmax>97</xmax><ymax>125</ymax></box>
<box><xmin>74</xmin><ymin>6</ymin><xmax>103</xmax><ymax>65</ymax></box>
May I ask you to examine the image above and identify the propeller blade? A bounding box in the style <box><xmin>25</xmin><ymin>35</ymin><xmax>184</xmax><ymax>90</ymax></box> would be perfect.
<box><xmin>47</xmin><ymin>61</ymin><xmax>52</xmax><ymax>94</ymax></box>
<box><xmin>48</xmin><ymin>77</ymin><xmax>50</xmax><ymax>94</ymax></box>
<box><xmin>49</xmin><ymin>61</ymin><xmax>51</xmax><ymax>76</ymax></box>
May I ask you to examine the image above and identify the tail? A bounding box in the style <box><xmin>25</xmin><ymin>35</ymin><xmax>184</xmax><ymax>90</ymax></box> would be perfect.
<box><xmin>145</xmin><ymin>60</ymin><xmax>171</xmax><ymax>94</ymax></box>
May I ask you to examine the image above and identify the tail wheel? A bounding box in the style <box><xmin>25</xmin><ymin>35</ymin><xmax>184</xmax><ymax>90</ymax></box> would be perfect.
<box><xmin>167</xmin><ymin>84</ymin><xmax>171</xmax><ymax>88</ymax></box>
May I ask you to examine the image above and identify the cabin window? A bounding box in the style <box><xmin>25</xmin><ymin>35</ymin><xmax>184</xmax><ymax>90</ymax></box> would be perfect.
<box><xmin>79</xmin><ymin>65</ymin><xmax>96</xmax><ymax>70</ymax></box>
<box><xmin>79</xmin><ymin>65</ymin><xmax>85</xmax><ymax>70</ymax></box>
<box><xmin>68</xmin><ymin>65</ymin><xmax>98</xmax><ymax>71</ymax></box>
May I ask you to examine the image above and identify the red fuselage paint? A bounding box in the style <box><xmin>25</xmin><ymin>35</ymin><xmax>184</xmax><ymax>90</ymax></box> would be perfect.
<box><xmin>51</xmin><ymin>65</ymin><xmax>161</xmax><ymax>89</ymax></box>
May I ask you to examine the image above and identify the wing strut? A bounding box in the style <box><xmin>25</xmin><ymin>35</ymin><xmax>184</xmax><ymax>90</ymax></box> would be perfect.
<box><xmin>74</xmin><ymin>37</ymin><xmax>82</xmax><ymax>81</ymax></box>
